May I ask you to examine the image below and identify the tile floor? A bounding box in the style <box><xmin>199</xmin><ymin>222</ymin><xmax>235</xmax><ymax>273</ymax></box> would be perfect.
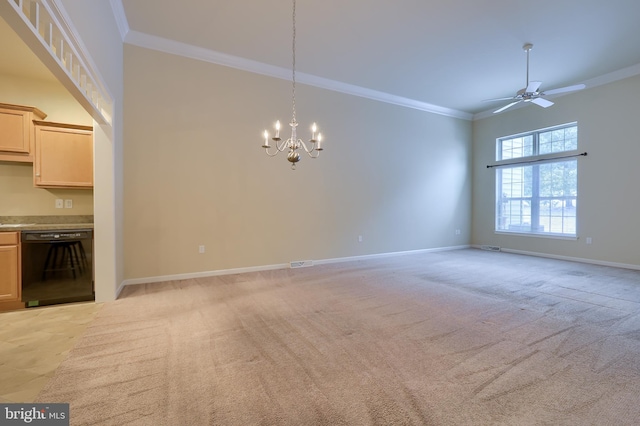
<box><xmin>0</xmin><ymin>302</ymin><xmax>102</xmax><ymax>403</ymax></box>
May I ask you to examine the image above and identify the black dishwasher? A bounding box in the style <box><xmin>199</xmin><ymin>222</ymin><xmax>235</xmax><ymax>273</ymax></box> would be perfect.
<box><xmin>21</xmin><ymin>229</ymin><xmax>94</xmax><ymax>307</ymax></box>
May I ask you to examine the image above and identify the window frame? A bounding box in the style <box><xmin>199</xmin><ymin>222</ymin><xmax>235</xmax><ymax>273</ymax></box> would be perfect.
<box><xmin>494</xmin><ymin>122</ymin><xmax>579</xmax><ymax>239</ymax></box>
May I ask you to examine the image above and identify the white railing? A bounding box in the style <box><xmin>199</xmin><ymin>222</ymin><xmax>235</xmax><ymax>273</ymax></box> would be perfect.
<box><xmin>6</xmin><ymin>0</ymin><xmax>113</xmax><ymax>124</ymax></box>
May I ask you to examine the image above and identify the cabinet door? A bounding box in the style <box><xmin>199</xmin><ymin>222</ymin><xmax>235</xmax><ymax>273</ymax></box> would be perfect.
<box><xmin>0</xmin><ymin>104</ymin><xmax>47</xmax><ymax>163</ymax></box>
<box><xmin>0</xmin><ymin>107</ymin><xmax>30</xmax><ymax>154</ymax></box>
<box><xmin>34</xmin><ymin>123</ymin><xmax>93</xmax><ymax>188</ymax></box>
<box><xmin>0</xmin><ymin>244</ymin><xmax>20</xmax><ymax>302</ymax></box>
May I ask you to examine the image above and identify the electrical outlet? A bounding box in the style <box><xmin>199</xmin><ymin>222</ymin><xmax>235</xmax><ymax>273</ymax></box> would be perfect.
<box><xmin>586</xmin><ymin>237</ymin><xmax>592</xmax><ymax>245</ymax></box>
<box><xmin>64</xmin><ymin>199</ymin><xmax>73</xmax><ymax>208</ymax></box>
<box><xmin>455</xmin><ymin>229</ymin><xmax>461</xmax><ymax>235</ymax></box>
<box><xmin>358</xmin><ymin>235</ymin><xmax>363</xmax><ymax>243</ymax></box>
<box><xmin>198</xmin><ymin>245</ymin><xmax>205</xmax><ymax>254</ymax></box>
<box><xmin>55</xmin><ymin>199</ymin><xmax>63</xmax><ymax>209</ymax></box>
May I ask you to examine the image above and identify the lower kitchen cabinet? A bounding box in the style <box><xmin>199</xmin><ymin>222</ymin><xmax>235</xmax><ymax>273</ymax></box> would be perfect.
<box><xmin>0</xmin><ymin>232</ymin><xmax>23</xmax><ymax>311</ymax></box>
<box><xmin>34</xmin><ymin>121</ymin><xmax>93</xmax><ymax>188</ymax></box>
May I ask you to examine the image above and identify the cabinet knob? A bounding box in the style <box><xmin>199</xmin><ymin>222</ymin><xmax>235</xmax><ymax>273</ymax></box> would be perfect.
<box><xmin>35</xmin><ymin>173</ymin><xmax>40</xmax><ymax>177</ymax></box>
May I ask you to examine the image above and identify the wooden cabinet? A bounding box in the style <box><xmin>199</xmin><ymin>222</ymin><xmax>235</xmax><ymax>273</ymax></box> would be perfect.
<box><xmin>0</xmin><ymin>103</ymin><xmax>47</xmax><ymax>163</ymax></box>
<box><xmin>33</xmin><ymin>121</ymin><xmax>93</xmax><ymax>188</ymax></box>
<box><xmin>0</xmin><ymin>232</ymin><xmax>23</xmax><ymax>311</ymax></box>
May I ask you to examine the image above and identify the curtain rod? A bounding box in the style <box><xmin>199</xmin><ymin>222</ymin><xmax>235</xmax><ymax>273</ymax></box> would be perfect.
<box><xmin>486</xmin><ymin>152</ymin><xmax>587</xmax><ymax>169</ymax></box>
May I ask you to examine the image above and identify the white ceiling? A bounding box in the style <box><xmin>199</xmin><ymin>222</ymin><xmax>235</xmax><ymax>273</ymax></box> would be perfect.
<box><xmin>119</xmin><ymin>0</ymin><xmax>640</xmax><ymax>116</ymax></box>
<box><xmin>3</xmin><ymin>1</ymin><xmax>640</xmax><ymax>117</ymax></box>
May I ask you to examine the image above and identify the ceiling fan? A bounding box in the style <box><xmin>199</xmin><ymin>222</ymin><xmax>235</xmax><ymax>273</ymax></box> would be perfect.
<box><xmin>484</xmin><ymin>43</ymin><xmax>585</xmax><ymax>114</ymax></box>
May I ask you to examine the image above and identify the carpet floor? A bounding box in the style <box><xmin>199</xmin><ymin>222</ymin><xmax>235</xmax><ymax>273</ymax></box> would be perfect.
<box><xmin>37</xmin><ymin>249</ymin><xmax>640</xmax><ymax>425</ymax></box>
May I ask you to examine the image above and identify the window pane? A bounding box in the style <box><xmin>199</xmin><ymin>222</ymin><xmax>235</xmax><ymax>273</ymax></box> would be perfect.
<box><xmin>496</xmin><ymin>167</ymin><xmax>533</xmax><ymax>232</ymax></box>
<box><xmin>500</xmin><ymin>161</ymin><xmax>577</xmax><ymax>236</ymax></box>
<box><xmin>495</xmin><ymin>124</ymin><xmax>577</xmax><ymax>237</ymax></box>
<box><xmin>500</xmin><ymin>135</ymin><xmax>533</xmax><ymax>160</ymax></box>
<box><xmin>539</xmin><ymin>160</ymin><xmax>577</xmax><ymax>198</ymax></box>
<box><xmin>565</xmin><ymin>127</ymin><xmax>578</xmax><ymax>150</ymax></box>
<box><xmin>537</xmin><ymin>197</ymin><xmax>576</xmax><ymax>235</ymax></box>
<box><xmin>500</xmin><ymin>166</ymin><xmax>527</xmax><ymax>197</ymax></box>
<box><xmin>539</xmin><ymin>126</ymin><xmax>577</xmax><ymax>155</ymax></box>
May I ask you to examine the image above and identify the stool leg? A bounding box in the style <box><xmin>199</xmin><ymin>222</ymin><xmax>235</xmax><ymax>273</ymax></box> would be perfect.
<box><xmin>42</xmin><ymin>245</ymin><xmax>55</xmax><ymax>280</ymax></box>
<box><xmin>65</xmin><ymin>244</ymin><xmax>77</xmax><ymax>279</ymax></box>
<box><xmin>71</xmin><ymin>242</ymin><xmax>83</xmax><ymax>274</ymax></box>
<box><xmin>78</xmin><ymin>242</ymin><xmax>88</xmax><ymax>270</ymax></box>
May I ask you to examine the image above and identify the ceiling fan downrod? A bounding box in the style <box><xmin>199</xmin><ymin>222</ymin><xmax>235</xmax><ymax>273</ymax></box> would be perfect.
<box><xmin>523</xmin><ymin>43</ymin><xmax>533</xmax><ymax>89</ymax></box>
<box><xmin>483</xmin><ymin>42</ymin><xmax>586</xmax><ymax>114</ymax></box>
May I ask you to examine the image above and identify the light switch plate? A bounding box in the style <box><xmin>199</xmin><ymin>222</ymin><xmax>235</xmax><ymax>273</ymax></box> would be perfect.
<box><xmin>55</xmin><ymin>199</ymin><xmax>63</xmax><ymax>209</ymax></box>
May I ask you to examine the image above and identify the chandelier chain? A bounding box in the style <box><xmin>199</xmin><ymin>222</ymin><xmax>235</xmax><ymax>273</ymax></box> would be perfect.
<box><xmin>291</xmin><ymin>0</ymin><xmax>296</xmax><ymax>123</ymax></box>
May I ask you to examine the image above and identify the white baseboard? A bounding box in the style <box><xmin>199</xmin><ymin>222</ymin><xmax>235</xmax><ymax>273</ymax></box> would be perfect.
<box><xmin>116</xmin><ymin>245</ymin><xmax>471</xmax><ymax>298</ymax></box>
<box><xmin>116</xmin><ymin>262</ymin><xmax>288</xmax><ymax>298</ymax></box>
<box><xmin>313</xmin><ymin>245</ymin><xmax>470</xmax><ymax>265</ymax></box>
<box><xmin>471</xmin><ymin>244</ymin><xmax>640</xmax><ymax>271</ymax></box>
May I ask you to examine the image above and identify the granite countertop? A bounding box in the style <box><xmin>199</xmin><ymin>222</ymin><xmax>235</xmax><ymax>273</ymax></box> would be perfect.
<box><xmin>0</xmin><ymin>223</ymin><xmax>94</xmax><ymax>231</ymax></box>
<box><xmin>0</xmin><ymin>215</ymin><xmax>94</xmax><ymax>232</ymax></box>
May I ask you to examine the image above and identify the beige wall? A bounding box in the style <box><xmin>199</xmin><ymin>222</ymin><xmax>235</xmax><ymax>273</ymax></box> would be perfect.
<box><xmin>0</xmin><ymin>74</ymin><xmax>93</xmax><ymax>216</ymax></box>
<box><xmin>0</xmin><ymin>74</ymin><xmax>92</xmax><ymax>124</ymax></box>
<box><xmin>472</xmin><ymin>74</ymin><xmax>640</xmax><ymax>267</ymax></box>
<box><xmin>124</xmin><ymin>45</ymin><xmax>473</xmax><ymax>280</ymax></box>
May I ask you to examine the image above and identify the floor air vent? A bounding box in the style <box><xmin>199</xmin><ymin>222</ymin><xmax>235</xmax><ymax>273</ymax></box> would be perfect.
<box><xmin>290</xmin><ymin>260</ymin><xmax>314</xmax><ymax>268</ymax></box>
<box><xmin>480</xmin><ymin>245</ymin><xmax>501</xmax><ymax>252</ymax></box>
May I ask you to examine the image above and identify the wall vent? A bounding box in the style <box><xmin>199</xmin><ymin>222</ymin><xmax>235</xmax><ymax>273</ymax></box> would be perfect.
<box><xmin>480</xmin><ymin>245</ymin><xmax>501</xmax><ymax>252</ymax></box>
<box><xmin>290</xmin><ymin>260</ymin><xmax>314</xmax><ymax>268</ymax></box>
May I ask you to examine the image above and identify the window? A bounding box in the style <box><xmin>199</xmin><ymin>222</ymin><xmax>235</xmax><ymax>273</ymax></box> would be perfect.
<box><xmin>495</xmin><ymin>123</ymin><xmax>578</xmax><ymax>237</ymax></box>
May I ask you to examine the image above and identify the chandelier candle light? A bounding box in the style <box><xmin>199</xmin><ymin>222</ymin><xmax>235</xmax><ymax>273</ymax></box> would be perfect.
<box><xmin>261</xmin><ymin>0</ymin><xmax>323</xmax><ymax>170</ymax></box>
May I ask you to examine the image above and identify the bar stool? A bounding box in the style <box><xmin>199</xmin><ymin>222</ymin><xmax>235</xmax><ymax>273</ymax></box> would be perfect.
<box><xmin>42</xmin><ymin>241</ymin><xmax>78</xmax><ymax>279</ymax></box>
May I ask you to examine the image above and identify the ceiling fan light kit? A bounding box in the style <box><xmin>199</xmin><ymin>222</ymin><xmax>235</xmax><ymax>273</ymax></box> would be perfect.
<box><xmin>485</xmin><ymin>43</ymin><xmax>586</xmax><ymax>114</ymax></box>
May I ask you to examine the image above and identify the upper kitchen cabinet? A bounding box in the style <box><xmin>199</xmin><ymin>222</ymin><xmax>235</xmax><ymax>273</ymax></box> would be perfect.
<box><xmin>33</xmin><ymin>121</ymin><xmax>93</xmax><ymax>188</ymax></box>
<box><xmin>0</xmin><ymin>103</ymin><xmax>47</xmax><ymax>163</ymax></box>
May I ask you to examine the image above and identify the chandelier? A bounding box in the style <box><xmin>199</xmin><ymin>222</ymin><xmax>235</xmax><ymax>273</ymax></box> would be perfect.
<box><xmin>261</xmin><ymin>0</ymin><xmax>323</xmax><ymax>170</ymax></box>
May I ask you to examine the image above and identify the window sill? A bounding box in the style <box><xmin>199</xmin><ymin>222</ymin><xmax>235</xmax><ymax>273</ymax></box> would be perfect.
<box><xmin>494</xmin><ymin>230</ymin><xmax>578</xmax><ymax>241</ymax></box>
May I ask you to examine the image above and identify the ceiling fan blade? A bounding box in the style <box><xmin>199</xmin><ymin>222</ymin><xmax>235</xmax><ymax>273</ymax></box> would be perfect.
<box><xmin>494</xmin><ymin>100</ymin><xmax>521</xmax><ymax>114</ymax></box>
<box><xmin>526</xmin><ymin>81</ymin><xmax>542</xmax><ymax>93</ymax></box>
<box><xmin>542</xmin><ymin>84</ymin><xmax>586</xmax><ymax>96</ymax></box>
<box><xmin>531</xmin><ymin>97</ymin><xmax>554</xmax><ymax>108</ymax></box>
<box><xmin>482</xmin><ymin>96</ymin><xmax>517</xmax><ymax>103</ymax></box>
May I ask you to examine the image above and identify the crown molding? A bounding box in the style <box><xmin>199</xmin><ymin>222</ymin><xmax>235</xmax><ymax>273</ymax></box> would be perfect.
<box><xmin>579</xmin><ymin>62</ymin><xmax>640</xmax><ymax>89</ymax></box>
<box><xmin>124</xmin><ymin>30</ymin><xmax>473</xmax><ymax>121</ymax></box>
<box><xmin>103</xmin><ymin>2</ymin><xmax>640</xmax><ymax>122</ymax></box>
<box><xmin>109</xmin><ymin>0</ymin><xmax>129</xmax><ymax>41</ymax></box>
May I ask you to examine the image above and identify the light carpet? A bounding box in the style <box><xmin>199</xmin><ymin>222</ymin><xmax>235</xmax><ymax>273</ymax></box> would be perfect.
<box><xmin>37</xmin><ymin>249</ymin><xmax>640</xmax><ymax>425</ymax></box>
